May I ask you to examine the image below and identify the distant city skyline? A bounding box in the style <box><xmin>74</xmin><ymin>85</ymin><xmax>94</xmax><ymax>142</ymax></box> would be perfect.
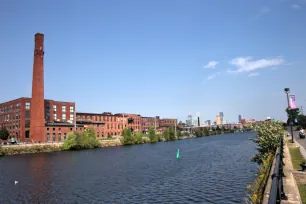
<box><xmin>1</xmin><ymin>0</ymin><xmax>305</xmax><ymax>122</ymax></box>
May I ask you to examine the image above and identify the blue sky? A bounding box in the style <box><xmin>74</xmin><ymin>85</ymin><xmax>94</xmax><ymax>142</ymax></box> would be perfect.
<box><xmin>0</xmin><ymin>0</ymin><xmax>306</xmax><ymax>123</ymax></box>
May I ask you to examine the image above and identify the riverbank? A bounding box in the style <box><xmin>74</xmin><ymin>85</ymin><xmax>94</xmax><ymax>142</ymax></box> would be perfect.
<box><xmin>0</xmin><ymin>131</ymin><xmax>246</xmax><ymax>156</ymax></box>
<box><xmin>0</xmin><ymin>139</ymin><xmax>122</xmax><ymax>156</ymax></box>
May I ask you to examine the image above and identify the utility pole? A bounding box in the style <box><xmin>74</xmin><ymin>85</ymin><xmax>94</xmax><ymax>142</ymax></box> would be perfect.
<box><xmin>74</xmin><ymin>102</ymin><xmax>76</xmax><ymax>131</ymax></box>
<box><xmin>284</xmin><ymin>88</ymin><xmax>294</xmax><ymax>143</ymax></box>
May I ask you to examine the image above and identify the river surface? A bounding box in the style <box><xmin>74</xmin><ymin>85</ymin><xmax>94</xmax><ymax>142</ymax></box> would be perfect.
<box><xmin>0</xmin><ymin>132</ymin><xmax>258</xmax><ymax>204</ymax></box>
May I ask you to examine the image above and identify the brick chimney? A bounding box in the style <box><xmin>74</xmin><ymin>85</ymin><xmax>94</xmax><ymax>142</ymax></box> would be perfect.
<box><xmin>30</xmin><ymin>33</ymin><xmax>45</xmax><ymax>142</ymax></box>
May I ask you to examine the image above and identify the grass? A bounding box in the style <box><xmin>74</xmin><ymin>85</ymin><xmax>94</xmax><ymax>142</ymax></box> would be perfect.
<box><xmin>98</xmin><ymin>137</ymin><xmax>116</xmax><ymax>141</ymax></box>
<box><xmin>289</xmin><ymin>147</ymin><xmax>306</xmax><ymax>170</ymax></box>
<box><xmin>297</xmin><ymin>184</ymin><xmax>306</xmax><ymax>204</ymax></box>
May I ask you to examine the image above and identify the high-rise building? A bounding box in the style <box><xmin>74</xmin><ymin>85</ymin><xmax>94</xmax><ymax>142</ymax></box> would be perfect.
<box><xmin>187</xmin><ymin>115</ymin><xmax>192</xmax><ymax>126</ymax></box>
<box><xmin>216</xmin><ymin>114</ymin><xmax>221</xmax><ymax>125</ymax></box>
<box><xmin>219</xmin><ymin>112</ymin><xmax>224</xmax><ymax>125</ymax></box>
<box><xmin>238</xmin><ymin>115</ymin><xmax>242</xmax><ymax>122</ymax></box>
<box><xmin>206</xmin><ymin>120</ymin><xmax>211</xmax><ymax>127</ymax></box>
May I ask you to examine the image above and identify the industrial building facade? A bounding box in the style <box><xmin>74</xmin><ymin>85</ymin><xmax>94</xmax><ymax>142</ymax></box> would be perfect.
<box><xmin>0</xmin><ymin>33</ymin><xmax>177</xmax><ymax>143</ymax></box>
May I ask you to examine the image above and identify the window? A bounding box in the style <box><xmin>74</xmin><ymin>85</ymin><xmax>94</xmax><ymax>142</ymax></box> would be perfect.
<box><xmin>62</xmin><ymin>114</ymin><xmax>66</xmax><ymax>120</ymax></box>
<box><xmin>64</xmin><ymin>133</ymin><xmax>67</xmax><ymax>140</ymax></box>
<box><xmin>70</xmin><ymin>106</ymin><xmax>74</xmax><ymax>113</ymax></box>
<box><xmin>25</xmin><ymin>130</ymin><xmax>30</xmax><ymax>138</ymax></box>
<box><xmin>59</xmin><ymin>128</ymin><xmax>61</xmax><ymax>130</ymax></box>
<box><xmin>25</xmin><ymin>111</ymin><xmax>30</xmax><ymax>119</ymax></box>
<box><xmin>70</xmin><ymin>128</ymin><xmax>73</xmax><ymax>131</ymax></box>
<box><xmin>25</xmin><ymin>102</ymin><xmax>30</xmax><ymax>110</ymax></box>
<box><xmin>70</xmin><ymin>114</ymin><xmax>74</xmax><ymax>121</ymax></box>
<box><xmin>53</xmin><ymin>105</ymin><xmax>57</xmax><ymax>112</ymax></box>
<box><xmin>25</xmin><ymin>120</ymin><xmax>30</xmax><ymax>128</ymax></box>
<box><xmin>62</xmin><ymin>105</ymin><xmax>66</xmax><ymax>113</ymax></box>
<box><xmin>46</xmin><ymin>133</ymin><xmax>50</xmax><ymax>141</ymax></box>
<box><xmin>53</xmin><ymin>128</ymin><xmax>55</xmax><ymax>131</ymax></box>
<box><xmin>52</xmin><ymin>133</ymin><xmax>56</xmax><ymax>141</ymax></box>
<box><xmin>47</xmin><ymin>128</ymin><xmax>49</xmax><ymax>131</ymax></box>
<box><xmin>97</xmin><ymin>132</ymin><xmax>99</xmax><ymax>137</ymax></box>
<box><xmin>54</xmin><ymin>113</ymin><xmax>57</xmax><ymax>120</ymax></box>
<box><xmin>58</xmin><ymin>133</ymin><xmax>61</xmax><ymax>141</ymax></box>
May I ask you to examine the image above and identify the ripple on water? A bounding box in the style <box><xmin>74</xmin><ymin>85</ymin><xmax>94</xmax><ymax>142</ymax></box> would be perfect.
<box><xmin>0</xmin><ymin>132</ymin><xmax>258</xmax><ymax>203</ymax></box>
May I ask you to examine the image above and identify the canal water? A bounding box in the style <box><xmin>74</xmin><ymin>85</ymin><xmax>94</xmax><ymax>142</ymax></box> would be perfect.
<box><xmin>0</xmin><ymin>132</ymin><xmax>258</xmax><ymax>204</ymax></box>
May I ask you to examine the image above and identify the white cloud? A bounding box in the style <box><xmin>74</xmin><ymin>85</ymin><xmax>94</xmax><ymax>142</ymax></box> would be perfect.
<box><xmin>292</xmin><ymin>4</ymin><xmax>302</xmax><ymax>9</ymax></box>
<box><xmin>248</xmin><ymin>72</ymin><xmax>260</xmax><ymax>77</ymax></box>
<box><xmin>207</xmin><ymin>72</ymin><xmax>221</xmax><ymax>80</ymax></box>
<box><xmin>228</xmin><ymin>56</ymin><xmax>285</xmax><ymax>73</ymax></box>
<box><xmin>256</xmin><ymin>7</ymin><xmax>271</xmax><ymax>18</ymax></box>
<box><xmin>204</xmin><ymin>61</ymin><xmax>219</xmax><ymax>69</ymax></box>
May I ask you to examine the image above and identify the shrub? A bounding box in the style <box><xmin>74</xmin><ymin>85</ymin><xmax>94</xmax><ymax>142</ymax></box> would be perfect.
<box><xmin>62</xmin><ymin>128</ymin><xmax>100</xmax><ymax>150</ymax></box>
<box><xmin>148</xmin><ymin>126</ymin><xmax>158</xmax><ymax>143</ymax></box>
<box><xmin>246</xmin><ymin>153</ymin><xmax>274</xmax><ymax>203</ymax></box>
<box><xmin>251</xmin><ymin>120</ymin><xmax>284</xmax><ymax>164</ymax></box>
<box><xmin>122</xmin><ymin>128</ymin><xmax>134</xmax><ymax>145</ymax></box>
<box><xmin>163</xmin><ymin>128</ymin><xmax>170</xmax><ymax>141</ymax></box>
<box><xmin>134</xmin><ymin>132</ymin><xmax>144</xmax><ymax>144</ymax></box>
<box><xmin>0</xmin><ymin>128</ymin><xmax>9</xmax><ymax>140</ymax></box>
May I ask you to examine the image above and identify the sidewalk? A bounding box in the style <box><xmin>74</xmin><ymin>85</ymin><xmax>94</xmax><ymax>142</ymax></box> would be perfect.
<box><xmin>284</xmin><ymin>138</ymin><xmax>303</xmax><ymax>204</ymax></box>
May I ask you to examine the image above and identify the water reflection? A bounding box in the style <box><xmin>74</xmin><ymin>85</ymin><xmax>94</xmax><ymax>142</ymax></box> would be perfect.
<box><xmin>0</xmin><ymin>132</ymin><xmax>258</xmax><ymax>203</ymax></box>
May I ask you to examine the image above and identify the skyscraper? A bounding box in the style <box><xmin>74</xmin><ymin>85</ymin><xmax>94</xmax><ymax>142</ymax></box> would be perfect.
<box><xmin>216</xmin><ymin>114</ymin><xmax>221</xmax><ymax>125</ymax></box>
<box><xmin>187</xmin><ymin>115</ymin><xmax>192</xmax><ymax>126</ymax></box>
<box><xmin>238</xmin><ymin>115</ymin><xmax>242</xmax><ymax>122</ymax></box>
<box><xmin>219</xmin><ymin>112</ymin><xmax>224</xmax><ymax>125</ymax></box>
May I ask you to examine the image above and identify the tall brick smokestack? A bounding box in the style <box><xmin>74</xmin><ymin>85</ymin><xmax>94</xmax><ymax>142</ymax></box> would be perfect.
<box><xmin>30</xmin><ymin>33</ymin><xmax>45</xmax><ymax>142</ymax></box>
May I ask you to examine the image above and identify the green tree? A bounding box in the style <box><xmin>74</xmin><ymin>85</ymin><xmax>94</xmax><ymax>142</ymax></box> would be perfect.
<box><xmin>0</xmin><ymin>128</ymin><xmax>9</xmax><ymax>140</ymax></box>
<box><xmin>122</xmin><ymin>128</ymin><xmax>133</xmax><ymax>145</ymax></box>
<box><xmin>251</xmin><ymin>120</ymin><xmax>284</xmax><ymax>164</ymax></box>
<box><xmin>148</xmin><ymin>126</ymin><xmax>158</xmax><ymax>143</ymax></box>
<box><xmin>134</xmin><ymin>132</ymin><xmax>144</xmax><ymax>144</ymax></box>
<box><xmin>62</xmin><ymin>128</ymin><xmax>100</xmax><ymax>150</ymax></box>
<box><xmin>297</xmin><ymin>114</ymin><xmax>306</xmax><ymax>129</ymax></box>
<box><xmin>169</xmin><ymin>128</ymin><xmax>176</xmax><ymax>140</ymax></box>
<box><xmin>203</xmin><ymin>127</ymin><xmax>209</xmax><ymax>136</ymax></box>
<box><xmin>286</xmin><ymin>108</ymin><xmax>300</xmax><ymax>125</ymax></box>
<box><xmin>163</xmin><ymin>128</ymin><xmax>170</xmax><ymax>141</ymax></box>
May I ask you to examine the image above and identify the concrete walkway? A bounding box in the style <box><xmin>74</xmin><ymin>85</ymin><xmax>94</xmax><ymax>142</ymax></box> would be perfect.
<box><xmin>263</xmin><ymin>137</ymin><xmax>302</xmax><ymax>204</ymax></box>
<box><xmin>283</xmin><ymin>139</ymin><xmax>303</xmax><ymax>204</ymax></box>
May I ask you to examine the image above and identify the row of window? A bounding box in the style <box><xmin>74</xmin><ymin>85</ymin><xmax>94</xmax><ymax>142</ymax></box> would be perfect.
<box><xmin>53</xmin><ymin>105</ymin><xmax>74</xmax><ymax>113</ymax></box>
<box><xmin>78</xmin><ymin>115</ymin><xmax>127</xmax><ymax>122</ymax></box>
<box><xmin>0</xmin><ymin>103</ymin><xmax>21</xmax><ymax>113</ymax></box>
<box><xmin>46</xmin><ymin>133</ymin><xmax>67</xmax><ymax>141</ymax></box>
<box><xmin>54</xmin><ymin>113</ymin><xmax>74</xmax><ymax>121</ymax></box>
<box><xmin>0</xmin><ymin>113</ymin><xmax>20</xmax><ymax>122</ymax></box>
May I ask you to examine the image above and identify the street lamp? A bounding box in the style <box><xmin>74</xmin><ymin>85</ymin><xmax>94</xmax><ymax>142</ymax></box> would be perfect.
<box><xmin>284</xmin><ymin>88</ymin><xmax>294</xmax><ymax>143</ymax></box>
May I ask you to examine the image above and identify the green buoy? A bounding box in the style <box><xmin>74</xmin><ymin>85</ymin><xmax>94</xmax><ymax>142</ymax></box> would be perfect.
<box><xmin>176</xmin><ymin>149</ymin><xmax>180</xmax><ymax>159</ymax></box>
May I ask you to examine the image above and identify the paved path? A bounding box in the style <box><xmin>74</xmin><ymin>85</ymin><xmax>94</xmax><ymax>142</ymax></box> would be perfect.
<box><xmin>292</xmin><ymin>130</ymin><xmax>306</xmax><ymax>160</ymax></box>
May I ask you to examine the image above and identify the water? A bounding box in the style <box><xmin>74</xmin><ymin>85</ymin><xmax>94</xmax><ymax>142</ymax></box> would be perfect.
<box><xmin>0</xmin><ymin>132</ymin><xmax>258</xmax><ymax>204</ymax></box>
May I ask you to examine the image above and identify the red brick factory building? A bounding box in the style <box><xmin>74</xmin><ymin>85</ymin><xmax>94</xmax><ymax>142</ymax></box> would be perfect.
<box><xmin>0</xmin><ymin>33</ymin><xmax>177</xmax><ymax>143</ymax></box>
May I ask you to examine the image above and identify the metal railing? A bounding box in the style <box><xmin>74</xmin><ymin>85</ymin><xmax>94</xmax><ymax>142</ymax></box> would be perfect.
<box><xmin>268</xmin><ymin>135</ymin><xmax>287</xmax><ymax>204</ymax></box>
